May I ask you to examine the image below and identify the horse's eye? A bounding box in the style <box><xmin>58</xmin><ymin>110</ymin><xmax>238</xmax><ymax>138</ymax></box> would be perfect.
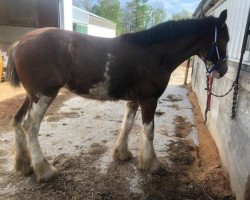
<box><xmin>221</xmin><ymin>40</ymin><xmax>227</xmax><ymax>45</ymax></box>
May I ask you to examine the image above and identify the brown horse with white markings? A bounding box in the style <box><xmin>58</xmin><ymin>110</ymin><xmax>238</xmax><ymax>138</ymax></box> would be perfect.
<box><xmin>7</xmin><ymin>10</ymin><xmax>229</xmax><ymax>182</ymax></box>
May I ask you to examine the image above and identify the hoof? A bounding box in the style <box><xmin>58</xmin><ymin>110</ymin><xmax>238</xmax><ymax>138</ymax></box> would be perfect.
<box><xmin>138</xmin><ymin>157</ymin><xmax>165</xmax><ymax>173</ymax></box>
<box><xmin>34</xmin><ymin>159</ymin><xmax>58</xmax><ymax>182</ymax></box>
<box><xmin>15</xmin><ymin>156</ymin><xmax>34</xmax><ymax>176</ymax></box>
<box><xmin>113</xmin><ymin>148</ymin><xmax>133</xmax><ymax>161</ymax></box>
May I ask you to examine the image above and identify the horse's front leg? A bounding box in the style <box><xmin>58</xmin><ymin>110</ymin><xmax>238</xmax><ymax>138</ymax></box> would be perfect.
<box><xmin>138</xmin><ymin>98</ymin><xmax>164</xmax><ymax>172</ymax></box>
<box><xmin>113</xmin><ymin>101</ymin><xmax>138</xmax><ymax>161</ymax></box>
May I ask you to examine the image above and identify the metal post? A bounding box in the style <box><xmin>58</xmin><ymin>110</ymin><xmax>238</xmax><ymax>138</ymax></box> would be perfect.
<box><xmin>0</xmin><ymin>50</ymin><xmax>3</xmax><ymax>82</ymax></box>
<box><xmin>183</xmin><ymin>58</ymin><xmax>191</xmax><ymax>85</ymax></box>
<box><xmin>231</xmin><ymin>7</ymin><xmax>250</xmax><ymax>119</ymax></box>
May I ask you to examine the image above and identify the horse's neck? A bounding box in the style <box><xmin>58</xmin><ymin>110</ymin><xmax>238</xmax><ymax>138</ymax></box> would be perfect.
<box><xmin>161</xmin><ymin>36</ymin><xmax>206</xmax><ymax>71</ymax></box>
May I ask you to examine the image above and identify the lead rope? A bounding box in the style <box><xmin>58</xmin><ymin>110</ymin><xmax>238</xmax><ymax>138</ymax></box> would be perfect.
<box><xmin>204</xmin><ymin>77</ymin><xmax>236</xmax><ymax>123</ymax></box>
<box><xmin>204</xmin><ymin>75</ymin><xmax>213</xmax><ymax>122</ymax></box>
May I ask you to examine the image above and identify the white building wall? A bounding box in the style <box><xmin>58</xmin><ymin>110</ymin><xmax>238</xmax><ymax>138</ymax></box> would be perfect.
<box><xmin>60</xmin><ymin>2</ymin><xmax>116</xmax><ymax>37</ymax></box>
<box><xmin>192</xmin><ymin>1</ymin><xmax>250</xmax><ymax>199</ymax></box>
<box><xmin>88</xmin><ymin>24</ymin><xmax>116</xmax><ymax>38</ymax></box>
<box><xmin>72</xmin><ymin>6</ymin><xmax>89</xmax><ymax>24</ymax></box>
<box><xmin>60</xmin><ymin>0</ymin><xmax>73</xmax><ymax>31</ymax></box>
<box><xmin>208</xmin><ymin>0</ymin><xmax>250</xmax><ymax>64</ymax></box>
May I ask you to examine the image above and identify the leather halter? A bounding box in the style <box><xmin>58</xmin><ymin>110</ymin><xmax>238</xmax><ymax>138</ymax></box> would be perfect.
<box><xmin>204</xmin><ymin>26</ymin><xmax>228</xmax><ymax>74</ymax></box>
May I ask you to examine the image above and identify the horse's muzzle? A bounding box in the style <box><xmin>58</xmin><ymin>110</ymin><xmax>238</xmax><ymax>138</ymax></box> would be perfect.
<box><xmin>210</xmin><ymin>61</ymin><xmax>228</xmax><ymax>79</ymax></box>
<box><xmin>211</xmin><ymin>70</ymin><xmax>221</xmax><ymax>79</ymax></box>
<box><xmin>217</xmin><ymin>63</ymin><xmax>228</xmax><ymax>78</ymax></box>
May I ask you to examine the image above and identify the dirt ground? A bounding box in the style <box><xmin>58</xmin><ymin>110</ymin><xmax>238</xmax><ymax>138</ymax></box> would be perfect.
<box><xmin>0</xmin><ymin>65</ymin><xmax>235</xmax><ymax>199</ymax></box>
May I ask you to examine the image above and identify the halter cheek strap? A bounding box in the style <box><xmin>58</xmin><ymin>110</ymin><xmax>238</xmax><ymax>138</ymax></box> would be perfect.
<box><xmin>214</xmin><ymin>26</ymin><xmax>220</xmax><ymax>59</ymax></box>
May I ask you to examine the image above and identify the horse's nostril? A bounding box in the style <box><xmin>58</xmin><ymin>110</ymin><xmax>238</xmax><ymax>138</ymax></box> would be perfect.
<box><xmin>211</xmin><ymin>71</ymin><xmax>221</xmax><ymax>79</ymax></box>
<box><xmin>218</xmin><ymin>65</ymin><xmax>228</xmax><ymax>77</ymax></box>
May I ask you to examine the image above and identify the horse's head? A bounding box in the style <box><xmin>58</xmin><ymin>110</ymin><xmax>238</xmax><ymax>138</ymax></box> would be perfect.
<box><xmin>200</xmin><ymin>10</ymin><xmax>229</xmax><ymax>79</ymax></box>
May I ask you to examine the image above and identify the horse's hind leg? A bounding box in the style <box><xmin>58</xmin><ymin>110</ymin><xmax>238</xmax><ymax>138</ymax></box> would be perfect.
<box><xmin>113</xmin><ymin>101</ymin><xmax>138</xmax><ymax>161</ymax></box>
<box><xmin>12</xmin><ymin>95</ymin><xmax>33</xmax><ymax>175</ymax></box>
<box><xmin>23</xmin><ymin>93</ymin><xmax>58</xmax><ymax>182</ymax></box>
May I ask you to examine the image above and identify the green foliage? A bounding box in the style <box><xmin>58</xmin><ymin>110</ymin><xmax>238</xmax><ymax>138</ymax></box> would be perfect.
<box><xmin>122</xmin><ymin>0</ymin><xmax>166</xmax><ymax>33</ymax></box>
<box><xmin>171</xmin><ymin>9</ymin><xmax>192</xmax><ymax>20</ymax></box>
<box><xmin>147</xmin><ymin>2</ymin><xmax>166</xmax><ymax>28</ymax></box>
<box><xmin>81</xmin><ymin>0</ymin><xmax>93</xmax><ymax>11</ymax></box>
<box><xmin>86</xmin><ymin>0</ymin><xmax>166</xmax><ymax>34</ymax></box>
<box><xmin>122</xmin><ymin>0</ymin><xmax>148</xmax><ymax>32</ymax></box>
<box><xmin>91</xmin><ymin>0</ymin><xmax>122</xmax><ymax>34</ymax></box>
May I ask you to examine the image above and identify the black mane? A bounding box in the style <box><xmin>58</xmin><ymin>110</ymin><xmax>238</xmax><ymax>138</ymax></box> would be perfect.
<box><xmin>120</xmin><ymin>16</ymin><xmax>218</xmax><ymax>46</ymax></box>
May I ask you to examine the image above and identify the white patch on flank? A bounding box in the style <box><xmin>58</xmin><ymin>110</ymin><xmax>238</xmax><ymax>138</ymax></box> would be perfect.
<box><xmin>88</xmin><ymin>53</ymin><xmax>114</xmax><ymax>99</ymax></box>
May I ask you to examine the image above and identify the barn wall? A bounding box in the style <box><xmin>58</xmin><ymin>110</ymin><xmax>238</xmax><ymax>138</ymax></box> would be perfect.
<box><xmin>60</xmin><ymin>0</ymin><xmax>73</xmax><ymax>30</ymax></box>
<box><xmin>0</xmin><ymin>0</ymin><xmax>59</xmax><ymax>51</ymax></box>
<box><xmin>0</xmin><ymin>0</ymin><xmax>59</xmax><ymax>28</ymax></box>
<box><xmin>88</xmin><ymin>24</ymin><xmax>116</xmax><ymax>38</ymax></box>
<box><xmin>37</xmin><ymin>0</ymin><xmax>59</xmax><ymax>27</ymax></box>
<box><xmin>0</xmin><ymin>26</ymin><xmax>35</xmax><ymax>51</ymax></box>
<box><xmin>0</xmin><ymin>0</ymin><xmax>37</xmax><ymax>50</ymax></box>
<box><xmin>191</xmin><ymin>0</ymin><xmax>250</xmax><ymax>199</ymax></box>
<box><xmin>208</xmin><ymin>0</ymin><xmax>250</xmax><ymax>64</ymax></box>
<box><xmin>0</xmin><ymin>0</ymin><xmax>39</xmax><ymax>27</ymax></box>
<box><xmin>192</xmin><ymin>59</ymin><xmax>250</xmax><ymax>200</ymax></box>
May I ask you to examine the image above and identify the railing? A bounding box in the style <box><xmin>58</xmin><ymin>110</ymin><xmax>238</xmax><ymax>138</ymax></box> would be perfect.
<box><xmin>72</xmin><ymin>6</ymin><xmax>116</xmax><ymax>30</ymax></box>
<box><xmin>72</xmin><ymin>6</ymin><xmax>89</xmax><ymax>25</ymax></box>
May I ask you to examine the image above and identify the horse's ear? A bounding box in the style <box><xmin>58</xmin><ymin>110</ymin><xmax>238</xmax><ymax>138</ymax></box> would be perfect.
<box><xmin>217</xmin><ymin>10</ymin><xmax>227</xmax><ymax>27</ymax></box>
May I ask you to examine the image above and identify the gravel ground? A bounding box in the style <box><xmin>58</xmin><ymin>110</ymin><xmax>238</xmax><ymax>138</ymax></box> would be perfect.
<box><xmin>0</xmin><ymin>65</ymin><xmax>235</xmax><ymax>200</ymax></box>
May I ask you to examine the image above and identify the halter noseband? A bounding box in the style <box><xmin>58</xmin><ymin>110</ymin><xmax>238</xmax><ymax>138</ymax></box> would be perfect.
<box><xmin>204</xmin><ymin>26</ymin><xmax>228</xmax><ymax>74</ymax></box>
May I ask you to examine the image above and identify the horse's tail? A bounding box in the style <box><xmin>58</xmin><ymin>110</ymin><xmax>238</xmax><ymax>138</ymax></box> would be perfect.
<box><xmin>6</xmin><ymin>41</ymin><xmax>20</xmax><ymax>87</ymax></box>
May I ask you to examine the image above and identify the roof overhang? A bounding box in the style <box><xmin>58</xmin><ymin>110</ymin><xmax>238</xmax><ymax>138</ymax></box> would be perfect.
<box><xmin>193</xmin><ymin>0</ymin><xmax>223</xmax><ymax>18</ymax></box>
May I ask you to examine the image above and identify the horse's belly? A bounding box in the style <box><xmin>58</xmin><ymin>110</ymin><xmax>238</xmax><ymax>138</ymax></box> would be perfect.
<box><xmin>86</xmin><ymin>80</ymin><xmax>113</xmax><ymax>100</ymax></box>
<box><xmin>79</xmin><ymin>81</ymin><xmax>130</xmax><ymax>101</ymax></box>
